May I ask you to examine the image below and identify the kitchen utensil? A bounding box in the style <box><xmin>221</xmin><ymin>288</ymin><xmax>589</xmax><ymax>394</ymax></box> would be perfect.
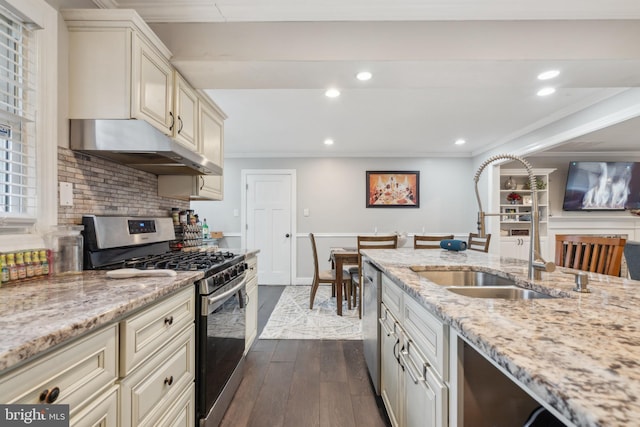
<box><xmin>106</xmin><ymin>268</ymin><xmax>177</xmax><ymax>279</ymax></box>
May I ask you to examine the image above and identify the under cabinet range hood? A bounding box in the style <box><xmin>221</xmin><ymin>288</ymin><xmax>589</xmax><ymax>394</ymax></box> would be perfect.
<box><xmin>69</xmin><ymin>119</ymin><xmax>222</xmax><ymax>176</ymax></box>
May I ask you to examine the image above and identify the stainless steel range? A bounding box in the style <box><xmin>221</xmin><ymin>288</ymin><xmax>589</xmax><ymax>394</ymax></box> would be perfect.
<box><xmin>82</xmin><ymin>215</ymin><xmax>248</xmax><ymax>427</ymax></box>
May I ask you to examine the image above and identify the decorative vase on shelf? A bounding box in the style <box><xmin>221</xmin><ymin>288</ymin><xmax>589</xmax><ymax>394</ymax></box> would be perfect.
<box><xmin>503</xmin><ymin>176</ymin><xmax>517</xmax><ymax>190</ymax></box>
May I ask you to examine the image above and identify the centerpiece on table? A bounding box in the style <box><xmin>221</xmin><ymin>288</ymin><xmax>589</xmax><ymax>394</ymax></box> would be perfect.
<box><xmin>506</xmin><ymin>192</ymin><xmax>522</xmax><ymax>204</ymax></box>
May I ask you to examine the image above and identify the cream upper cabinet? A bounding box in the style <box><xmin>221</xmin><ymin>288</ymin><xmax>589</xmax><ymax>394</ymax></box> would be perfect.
<box><xmin>158</xmin><ymin>97</ymin><xmax>226</xmax><ymax>201</ymax></box>
<box><xmin>65</xmin><ymin>9</ymin><xmax>175</xmax><ymax>137</ymax></box>
<box><xmin>173</xmin><ymin>72</ymin><xmax>199</xmax><ymax>150</ymax></box>
<box><xmin>131</xmin><ymin>33</ymin><xmax>174</xmax><ymax>134</ymax></box>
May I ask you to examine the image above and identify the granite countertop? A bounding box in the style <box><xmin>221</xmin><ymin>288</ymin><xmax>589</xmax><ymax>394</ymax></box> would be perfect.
<box><xmin>0</xmin><ymin>270</ymin><xmax>202</xmax><ymax>373</ymax></box>
<box><xmin>362</xmin><ymin>248</ymin><xmax>640</xmax><ymax>427</ymax></box>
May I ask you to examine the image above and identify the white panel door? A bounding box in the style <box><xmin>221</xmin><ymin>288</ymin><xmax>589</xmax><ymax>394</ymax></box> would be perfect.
<box><xmin>246</xmin><ymin>173</ymin><xmax>292</xmax><ymax>284</ymax></box>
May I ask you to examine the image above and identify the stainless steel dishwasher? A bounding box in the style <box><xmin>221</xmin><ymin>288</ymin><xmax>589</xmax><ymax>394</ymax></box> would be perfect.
<box><xmin>362</xmin><ymin>258</ymin><xmax>382</xmax><ymax>395</ymax></box>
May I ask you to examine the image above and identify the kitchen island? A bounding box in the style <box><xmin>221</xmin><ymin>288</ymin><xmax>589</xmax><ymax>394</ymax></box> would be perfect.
<box><xmin>363</xmin><ymin>248</ymin><xmax>639</xmax><ymax>427</ymax></box>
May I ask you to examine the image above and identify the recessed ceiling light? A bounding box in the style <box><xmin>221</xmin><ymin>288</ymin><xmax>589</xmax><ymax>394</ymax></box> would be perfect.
<box><xmin>454</xmin><ymin>139</ymin><xmax>466</xmax><ymax>145</ymax></box>
<box><xmin>356</xmin><ymin>71</ymin><xmax>372</xmax><ymax>81</ymax></box>
<box><xmin>325</xmin><ymin>88</ymin><xmax>340</xmax><ymax>98</ymax></box>
<box><xmin>324</xmin><ymin>138</ymin><xmax>334</xmax><ymax>146</ymax></box>
<box><xmin>537</xmin><ymin>87</ymin><xmax>556</xmax><ymax>97</ymax></box>
<box><xmin>538</xmin><ymin>70</ymin><xmax>560</xmax><ymax>80</ymax></box>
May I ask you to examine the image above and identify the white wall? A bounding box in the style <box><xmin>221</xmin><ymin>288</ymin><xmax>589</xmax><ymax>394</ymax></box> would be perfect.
<box><xmin>192</xmin><ymin>156</ymin><xmax>478</xmax><ymax>280</ymax></box>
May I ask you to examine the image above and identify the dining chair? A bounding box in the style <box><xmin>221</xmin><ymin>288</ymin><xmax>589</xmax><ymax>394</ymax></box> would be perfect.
<box><xmin>348</xmin><ymin>235</ymin><xmax>398</xmax><ymax>318</ymax></box>
<box><xmin>624</xmin><ymin>241</ymin><xmax>640</xmax><ymax>280</ymax></box>
<box><xmin>468</xmin><ymin>233</ymin><xmax>491</xmax><ymax>252</ymax></box>
<box><xmin>555</xmin><ymin>234</ymin><xmax>627</xmax><ymax>277</ymax></box>
<box><xmin>414</xmin><ymin>234</ymin><xmax>454</xmax><ymax>249</ymax></box>
<box><xmin>309</xmin><ymin>233</ymin><xmax>350</xmax><ymax>310</ymax></box>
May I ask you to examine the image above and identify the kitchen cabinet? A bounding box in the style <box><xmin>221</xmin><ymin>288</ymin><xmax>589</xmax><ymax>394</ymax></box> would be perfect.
<box><xmin>500</xmin><ymin>236</ymin><xmax>549</xmax><ymax>261</ymax></box>
<box><xmin>499</xmin><ymin>168</ymin><xmax>555</xmax><ymax>258</ymax></box>
<box><xmin>380</xmin><ymin>274</ymin><xmax>448</xmax><ymax>427</ymax></box>
<box><xmin>119</xmin><ymin>286</ymin><xmax>195</xmax><ymax>427</ymax></box>
<box><xmin>173</xmin><ymin>72</ymin><xmax>199</xmax><ymax>150</ymax></box>
<box><xmin>0</xmin><ymin>324</ymin><xmax>119</xmax><ymax>423</ymax></box>
<box><xmin>65</xmin><ymin>10</ymin><xmax>220</xmax><ymax>173</ymax></box>
<box><xmin>64</xmin><ymin>10</ymin><xmax>174</xmax><ymax>133</ymax></box>
<box><xmin>245</xmin><ymin>254</ymin><xmax>259</xmax><ymax>352</ymax></box>
<box><xmin>157</xmin><ymin>98</ymin><xmax>226</xmax><ymax>200</ymax></box>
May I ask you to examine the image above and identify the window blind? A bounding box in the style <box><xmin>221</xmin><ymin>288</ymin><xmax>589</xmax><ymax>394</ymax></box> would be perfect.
<box><xmin>0</xmin><ymin>5</ymin><xmax>36</xmax><ymax>223</ymax></box>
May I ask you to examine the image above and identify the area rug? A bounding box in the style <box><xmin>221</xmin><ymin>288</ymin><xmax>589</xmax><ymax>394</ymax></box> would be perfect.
<box><xmin>259</xmin><ymin>285</ymin><xmax>362</xmax><ymax>340</ymax></box>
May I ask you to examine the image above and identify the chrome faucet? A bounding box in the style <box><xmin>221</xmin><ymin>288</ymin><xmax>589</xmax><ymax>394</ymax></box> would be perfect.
<box><xmin>474</xmin><ymin>154</ymin><xmax>555</xmax><ymax>280</ymax></box>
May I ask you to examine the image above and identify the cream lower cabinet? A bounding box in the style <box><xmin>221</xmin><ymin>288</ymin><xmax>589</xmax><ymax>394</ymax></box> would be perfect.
<box><xmin>380</xmin><ymin>274</ymin><xmax>448</xmax><ymax>427</ymax></box>
<box><xmin>245</xmin><ymin>254</ymin><xmax>259</xmax><ymax>352</ymax></box>
<box><xmin>500</xmin><ymin>236</ymin><xmax>549</xmax><ymax>261</ymax></box>
<box><xmin>119</xmin><ymin>286</ymin><xmax>196</xmax><ymax>427</ymax></box>
<box><xmin>0</xmin><ymin>286</ymin><xmax>196</xmax><ymax>427</ymax></box>
<box><xmin>0</xmin><ymin>324</ymin><xmax>119</xmax><ymax>424</ymax></box>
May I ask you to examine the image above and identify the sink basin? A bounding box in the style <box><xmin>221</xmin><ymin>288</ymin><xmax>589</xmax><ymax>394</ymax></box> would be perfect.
<box><xmin>446</xmin><ymin>286</ymin><xmax>554</xmax><ymax>300</ymax></box>
<box><xmin>412</xmin><ymin>269</ymin><xmax>517</xmax><ymax>287</ymax></box>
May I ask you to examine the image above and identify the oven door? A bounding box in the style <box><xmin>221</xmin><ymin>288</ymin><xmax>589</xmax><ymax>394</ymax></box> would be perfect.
<box><xmin>197</xmin><ymin>273</ymin><xmax>247</xmax><ymax>424</ymax></box>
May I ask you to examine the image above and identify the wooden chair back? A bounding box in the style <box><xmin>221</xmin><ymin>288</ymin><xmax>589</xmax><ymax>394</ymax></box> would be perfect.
<box><xmin>468</xmin><ymin>233</ymin><xmax>491</xmax><ymax>252</ymax></box>
<box><xmin>624</xmin><ymin>241</ymin><xmax>640</xmax><ymax>280</ymax></box>
<box><xmin>309</xmin><ymin>232</ymin><xmax>321</xmax><ymax>280</ymax></box>
<box><xmin>414</xmin><ymin>234</ymin><xmax>454</xmax><ymax>249</ymax></box>
<box><xmin>555</xmin><ymin>234</ymin><xmax>627</xmax><ymax>276</ymax></box>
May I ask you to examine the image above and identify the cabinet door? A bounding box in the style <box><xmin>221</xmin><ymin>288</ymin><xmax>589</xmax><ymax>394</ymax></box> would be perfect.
<box><xmin>245</xmin><ymin>276</ymin><xmax>258</xmax><ymax>352</ymax></box>
<box><xmin>199</xmin><ymin>101</ymin><xmax>224</xmax><ymax>167</ymax></box>
<box><xmin>131</xmin><ymin>34</ymin><xmax>174</xmax><ymax>134</ymax></box>
<box><xmin>173</xmin><ymin>72</ymin><xmax>198</xmax><ymax>150</ymax></box>
<box><xmin>70</xmin><ymin>384</ymin><xmax>119</xmax><ymax>427</ymax></box>
<box><xmin>404</xmin><ymin>368</ymin><xmax>448</xmax><ymax>427</ymax></box>
<box><xmin>380</xmin><ymin>302</ymin><xmax>401</xmax><ymax>427</ymax></box>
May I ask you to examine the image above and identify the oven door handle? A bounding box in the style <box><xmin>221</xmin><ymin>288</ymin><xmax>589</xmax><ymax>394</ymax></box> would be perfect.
<box><xmin>202</xmin><ymin>274</ymin><xmax>248</xmax><ymax>316</ymax></box>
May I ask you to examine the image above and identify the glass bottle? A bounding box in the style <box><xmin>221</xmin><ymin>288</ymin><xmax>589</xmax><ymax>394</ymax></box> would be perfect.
<box><xmin>202</xmin><ymin>219</ymin><xmax>209</xmax><ymax>239</ymax></box>
<box><xmin>7</xmin><ymin>253</ymin><xmax>18</xmax><ymax>281</ymax></box>
<box><xmin>32</xmin><ymin>250</ymin><xmax>42</xmax><ymax>276</ymax></box>
<box><xmin>25</xmin><ymin>251</ymin><xmax>35</xmax><ymax>278</ymax></box>
<box><xmin>0</xmin><ymin>254</ymin><xmax>8</xmax><ymax>284</ymax></box>
<box><xmin>40</xmin><ymin>250</ymin><xmax>50</xmax><ymax>276</ymax></box>
<box><xmin>16</xmin><ymin>251</ymin><xmax>26</xmax><ymax>279</ymax></box>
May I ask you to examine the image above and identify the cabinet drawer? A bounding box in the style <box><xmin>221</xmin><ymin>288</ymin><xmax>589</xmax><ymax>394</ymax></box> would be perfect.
<box><xmin>246</xmin><ymin>274</ymin><xmax>258</xmax><ymax>292</ymax></box>
<box><xmin>70</xmin><ymin>384</ymin><xmax>119</xmax><ymax>427</ymax></box>
<box><xmin>403</xmin><ymin>295</ymin><xmax>448</xmax><ymax>380</ymax></box>
<box><xmin>120</xmin><ymin>324</ymin><xmax>195</xmax><ymax>427</ymax></box>
<box><xmin>0</xmin><ymin>324</ymin><xmax>118</xmax><ymax>416</ymax></box>
<box><xmin>144</xmin><ymin>382</ymin><xmax>195</xmax><ymax>427</ymax></box>
<box><xmin>120</xmin><ymin>287</ymin><xmax>194</xmax><ymax>375</ymax></box>
<box><xmin>246</xmin><ymin>256</ymin><xmax>257</xmax><ymax>281</ymax></box>
<box><xmin>381</xmin><ymin>274</ymin><xmax>403</xmax><ymax>320</ymax></box>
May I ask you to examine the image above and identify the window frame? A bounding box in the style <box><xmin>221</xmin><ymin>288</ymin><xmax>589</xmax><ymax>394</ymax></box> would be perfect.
<box><xmin>0</xmin><ymin>0</ymin><xmax>57</xmax><ymax>251</ymax></box>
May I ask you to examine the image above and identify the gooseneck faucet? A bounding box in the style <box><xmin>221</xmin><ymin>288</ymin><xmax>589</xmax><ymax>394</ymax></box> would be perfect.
<box><xmin>474</xmin><ymin>154</ymin><xmax>555</xmax><ymax>280</ymax></box>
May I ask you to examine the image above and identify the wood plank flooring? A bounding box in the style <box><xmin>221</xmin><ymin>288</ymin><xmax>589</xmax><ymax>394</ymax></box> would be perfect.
<box><xmin>220</xmin><ymin>285</ymin><xmax>391</xmax><ymax>427</ymax></box>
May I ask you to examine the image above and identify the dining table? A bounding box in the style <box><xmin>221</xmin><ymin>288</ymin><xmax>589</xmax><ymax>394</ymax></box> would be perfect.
<box><xmin>329</xmin><ymin>247</ymin><xmax>359</xmax><ymax>316</ymax></box>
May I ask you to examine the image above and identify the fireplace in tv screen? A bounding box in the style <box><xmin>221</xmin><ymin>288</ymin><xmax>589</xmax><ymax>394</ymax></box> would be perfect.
<box><xmin>562</xmin><ymin>161</ymin><xmax>640</xmax><ymax>211</ymax></box>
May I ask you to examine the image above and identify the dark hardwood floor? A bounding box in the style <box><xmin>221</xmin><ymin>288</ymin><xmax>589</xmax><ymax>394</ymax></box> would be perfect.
<box><xmin>220</xmin><ymin>285</ymin><xmax>391</xmax><ymax>427</ymax></box>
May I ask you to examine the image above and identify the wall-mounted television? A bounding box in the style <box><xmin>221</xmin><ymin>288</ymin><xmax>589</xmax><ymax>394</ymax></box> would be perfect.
<box><xmin>562</xmin><ymin>161</ymin><xmax>640</xmax><ymax>211</ymax></box>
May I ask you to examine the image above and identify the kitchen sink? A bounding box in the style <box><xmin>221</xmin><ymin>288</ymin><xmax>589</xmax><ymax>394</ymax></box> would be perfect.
<box><xmin>446</xmin><ymin>286</ymin><xmax>554</xmax><ymax>300</ymax></box>
<box><xmin>411</xmin><ymin>268</ymin><xmax>517</xmax><ymax>287</ymax></box>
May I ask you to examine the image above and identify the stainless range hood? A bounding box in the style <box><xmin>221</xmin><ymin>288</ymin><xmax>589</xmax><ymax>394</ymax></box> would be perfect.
<box><xmin>69</xmin><ymin>119</ymin><xmax>222</xmax><ymax>176</ymax></box>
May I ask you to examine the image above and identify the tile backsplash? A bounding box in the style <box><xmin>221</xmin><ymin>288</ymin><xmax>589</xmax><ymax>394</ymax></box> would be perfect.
<box><xmin>58</xmin><ymin>147</ymin><xmax>188</xmax><ymax>225</ymax></box>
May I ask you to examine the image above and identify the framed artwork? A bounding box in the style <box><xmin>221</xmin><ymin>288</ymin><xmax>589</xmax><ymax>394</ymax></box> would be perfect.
<box><xmin>366</xmin><ymin>171</ymin><xmax>420</xmax><ymax>208</ymax></box>
<box><xmin>522</xmin><ymin>195</ymin><xmax>532</xmax><ymax>206</ymax></box>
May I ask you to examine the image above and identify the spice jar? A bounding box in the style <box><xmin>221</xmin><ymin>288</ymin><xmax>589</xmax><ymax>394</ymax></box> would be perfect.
<box><xmin>171</xmin><ymin>208</ymin><xmax>180</xmax><ymax>225</ymax></box>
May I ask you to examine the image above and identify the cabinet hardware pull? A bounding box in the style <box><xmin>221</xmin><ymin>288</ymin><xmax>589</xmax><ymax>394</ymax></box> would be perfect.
<box><xmin>169</xmin><ymin>111</ymin><xmax>175</xmax><ymax>131</ymax></box>
<box><xmin>399</xmin><ymin>350</ymin><xmax>421</xmax><ymax>384</ymax></box>
<box><xmin>40</xmin><ymin>386</ymin><xmax>60</xmax><ymax>403</ymax></box>
<box><xmin>164</xmin><ymin>376</ymin><xmax>174</xmax><ymax>386</ymax></box>
<box><xmin>178</xmin><ymin>115</ymin><xmax>183</xmax><ymax>133</ymax></box>
<box><xmin>200</xmin><ymin>176</ymin><xmax>205</xmax><ymax>190</ymax></box>
<box><xmin>164</xmin><ymin>316</ymin><xmax>174</xmax><ymax>325</ymax></box>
